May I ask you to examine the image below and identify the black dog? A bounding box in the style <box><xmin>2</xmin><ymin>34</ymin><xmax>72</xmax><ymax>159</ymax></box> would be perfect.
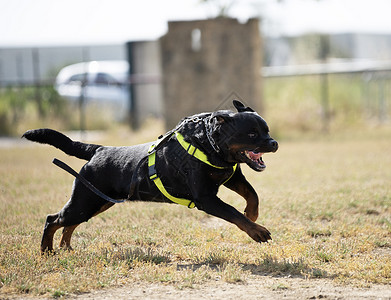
<box><xmin>23</xmin><ymin>100</ymin><xmax>278</xmax><ymax>253</ymax></box>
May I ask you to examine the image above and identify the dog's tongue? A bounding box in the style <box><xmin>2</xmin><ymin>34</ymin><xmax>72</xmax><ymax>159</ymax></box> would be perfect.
<box><xmin>248</xmin><ymin>151</ymin><xmax>263</xmax><ymax>160</ymax></box>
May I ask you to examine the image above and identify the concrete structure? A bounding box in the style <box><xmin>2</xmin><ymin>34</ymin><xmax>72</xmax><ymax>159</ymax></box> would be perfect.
<box><xmin>160</xmin><ymin>18</ymin><xmax>263</xmax><ymax>129</ymax></box>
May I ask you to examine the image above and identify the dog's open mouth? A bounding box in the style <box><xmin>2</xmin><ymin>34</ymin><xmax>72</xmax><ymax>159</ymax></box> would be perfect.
<box><xmin>241</xmin><ymin>150</ymin><xmax>266</xmax><ymax>171</ymax></box>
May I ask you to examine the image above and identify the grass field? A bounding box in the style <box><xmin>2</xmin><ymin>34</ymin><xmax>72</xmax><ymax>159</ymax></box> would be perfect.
<box><xmin>0</xmin><ymin>123</ymin><xmax>390</xmax><ymax>297</ymax></box>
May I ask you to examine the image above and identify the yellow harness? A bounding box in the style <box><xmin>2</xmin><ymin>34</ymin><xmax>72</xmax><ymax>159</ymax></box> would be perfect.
<box><xmin>148</xmin><ymin>131</ymin><xmax>237</xmax><ymax>208</ymax></box>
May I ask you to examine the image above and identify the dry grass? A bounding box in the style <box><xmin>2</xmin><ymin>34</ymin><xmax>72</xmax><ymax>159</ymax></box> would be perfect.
<box><xmin>0</xmin><ymin>123</ymin><xmax>390</xmax><ymax>297</ymax></box>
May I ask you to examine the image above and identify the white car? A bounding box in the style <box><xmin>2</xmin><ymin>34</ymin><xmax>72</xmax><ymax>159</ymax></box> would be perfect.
<box><xmin>55</xmin><ymin>60</ymin><xmax>130</xmax><ymax>120</ymax></box>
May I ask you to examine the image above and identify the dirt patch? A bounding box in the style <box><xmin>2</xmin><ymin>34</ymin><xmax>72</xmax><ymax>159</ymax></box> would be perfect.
<box><xmin>16</xmin><ymin>276</ymin><xmax>386</xmax><ymax>299</ymax></box>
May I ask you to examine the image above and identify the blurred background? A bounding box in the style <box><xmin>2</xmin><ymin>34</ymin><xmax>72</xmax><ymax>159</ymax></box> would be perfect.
<box><xmin>1</xmin><ymin>0</ymin><xmax>390</xmax><ymax>137</ymax></box>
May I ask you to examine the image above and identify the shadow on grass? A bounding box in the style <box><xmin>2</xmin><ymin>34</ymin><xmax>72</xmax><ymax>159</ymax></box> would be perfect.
<box><xmin>245</xmin><ymin>255</ymin><xmax>327</xmax><ymax>278</ymax></box>
<box><xmin>176</xmin><ymin>255</ymin><xmax>327</xmax><ymax>279</ymax></box>
<box><xmin>97</xmin><ymin>245</ymin><xmax>328</xmax><ymax>282</ymax></box>
<box><xmin>100</xmin><ymin>246</ymin><xmax>171</xmax><ymax>265</ymax></box>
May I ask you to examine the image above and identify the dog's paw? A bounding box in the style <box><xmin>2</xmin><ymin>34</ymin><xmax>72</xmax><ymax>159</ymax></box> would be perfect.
<box><xmin>41</xmin><ymin>249</ymin><xmax>57</xmax><ymax>256</ymax></box>
<box><xmin>247</xmin><ymin>223</ymin><xmax>272</xmax><ymax>243</ymax></box>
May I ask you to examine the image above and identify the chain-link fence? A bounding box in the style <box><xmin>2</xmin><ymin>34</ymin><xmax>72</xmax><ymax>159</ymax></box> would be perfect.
<box><xmin>262</xmin><ymin>61</ymin><xmax>391</xmax><ymax>132</ymax></box>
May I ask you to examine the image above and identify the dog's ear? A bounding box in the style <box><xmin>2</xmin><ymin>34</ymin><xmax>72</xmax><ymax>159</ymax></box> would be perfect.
<box><xmin>211</xmin><ymin>111</ymin><xmax>231</xmax><ymax>125</ymax></box>
<box><xmin>233</xmin><ymin>100</ymin><xmax>255</xmax><ymax>112</ymax></box>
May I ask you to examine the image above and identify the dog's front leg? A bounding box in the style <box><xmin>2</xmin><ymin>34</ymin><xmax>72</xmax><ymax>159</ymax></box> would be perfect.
<box><xmin>196</xmin><ymin>196</ymin><xmax>271</xmax><ymax>243</ymax></box>
<box><xmin>223</xmin><ymin>168</ymin><xmax>259</xmax><ymax>222</ymax></box>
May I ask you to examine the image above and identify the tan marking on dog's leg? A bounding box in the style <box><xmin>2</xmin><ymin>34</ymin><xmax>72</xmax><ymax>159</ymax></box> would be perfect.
<box><xmin>59</xmin><ymin>224</ymin><xmax>79</xmax><ymax>250</ymax></box>
<box><xmin>92</xmin><ymin>202</ymin><xmax>115</xmax><ymax>218</ymax></box>
<box><xmin>58</xmin><ymin>203</ymin><xmax>114</xmax><ymax>250</ymax></box>
<box><xmin>224</xmin><ymin>174</ymin><xmax>259</xmax><ymax>222</ymax></box>
<box><xmin>235</xmin><ymin>188</ymin><xmax>259</xmax><ymax>222</ymax></box>
<box><xmin>244</xmin><ymin>196</ymin><xmax>259</xmax><ymax>222</ymax></box>
<box><xmin>41</xmin><ymin>223</ymin><xmax>62</xmax><ymax>254</ymax></box>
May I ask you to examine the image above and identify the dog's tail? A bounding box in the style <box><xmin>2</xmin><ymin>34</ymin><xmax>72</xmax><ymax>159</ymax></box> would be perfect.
<box><xmin>22</xmin><ymin>128</ymin><xmax>102</xmax><ymax>161</ymax></box>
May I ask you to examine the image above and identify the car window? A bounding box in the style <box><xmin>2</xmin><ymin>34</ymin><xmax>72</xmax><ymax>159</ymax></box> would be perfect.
<box><xmin>67</xmin><ymin>73</ymin><xmax>86</xmax><ymax>83</ymax></box>
<box><xmin>95</xmin><ymin>73</ymin><xmax>118</xmax><ymax>85</ymax></box>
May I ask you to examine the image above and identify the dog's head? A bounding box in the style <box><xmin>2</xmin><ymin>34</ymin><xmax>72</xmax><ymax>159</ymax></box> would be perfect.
<box><xmin>208</xmin><ymin>100</ymin><xmax>278</xmax><ymax>172</ymax></box>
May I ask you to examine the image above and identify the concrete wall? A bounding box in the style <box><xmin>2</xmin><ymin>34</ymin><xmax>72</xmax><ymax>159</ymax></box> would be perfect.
<box><xmin>160</xmin><ymin>18</ymin><xmax>263</xmax><ymax>129</ymax></box>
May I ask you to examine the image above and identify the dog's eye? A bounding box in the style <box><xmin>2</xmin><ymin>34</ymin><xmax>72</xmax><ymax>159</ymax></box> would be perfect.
<box><xmin>248</xmin><ymin>132</ymin><xmax>258</xmax><ymax>138</ymax></box>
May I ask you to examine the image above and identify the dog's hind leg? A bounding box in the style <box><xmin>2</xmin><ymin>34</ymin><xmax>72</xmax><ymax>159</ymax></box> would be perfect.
<box><xmin>41</xmin><ymin>213</ymin><xmax>62</xmax><ymax>254</ymax></box>
<box><xmin>59</xmin><ymin>224</ymin><xmax>79</xmax><ymax>250</ymax></box>
<box><xmin>59</xmin><ymin>202</ymin><xmax>114</xmax><ymax>250</ymax></box>
<box><xmin>91</xmin><ymin>202</ymin><xmax>115</xmax><ymax>218</ymax></box>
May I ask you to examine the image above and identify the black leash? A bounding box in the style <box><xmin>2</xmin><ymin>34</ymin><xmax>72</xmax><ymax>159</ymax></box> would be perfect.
<box><xmin>52</xmin><ymin>158</ymin><xmax>126</xmax><ymax>204</ymax></box>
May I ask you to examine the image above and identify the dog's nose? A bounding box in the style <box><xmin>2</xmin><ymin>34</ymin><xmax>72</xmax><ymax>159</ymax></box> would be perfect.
<box><xmin>270</xmin><ymin>140</ymin><xmax>278</xmax><ymax>152</ymax></box>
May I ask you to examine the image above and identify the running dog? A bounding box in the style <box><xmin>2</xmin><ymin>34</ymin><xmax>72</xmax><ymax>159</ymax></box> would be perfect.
<box><xmin>23</xmin><ymin>100</ymin><xmax>278</xmax><ymax>253</ymax></box>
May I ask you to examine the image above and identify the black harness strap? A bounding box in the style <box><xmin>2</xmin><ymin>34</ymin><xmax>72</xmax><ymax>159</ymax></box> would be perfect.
<box><xmin>127</xmin><ymin>156</ymin><xmax>148</xmax><ymax>200</ymax></box>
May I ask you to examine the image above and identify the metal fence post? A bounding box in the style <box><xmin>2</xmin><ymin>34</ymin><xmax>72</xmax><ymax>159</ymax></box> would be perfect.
<box><xmin>79</xmin><ymin>47</ymin><xmax>90</xmax><ymax>137</ymax></box>
<box><xmin>126</xmin><ymin>42</ymin><xmax>139</xmax><ymax>130</ymax></box>
<box><xmin>379</xmin><ymin>76</ymin><xmax>386</xmax><ymax>123</ymax></box>
<box><xmin>319</xmin><ymin>35</ymin><xmax>330</xmax><ymax>132</ymax></box>
<box><xmin>320</xmin><ymin>73</ymin><xmax>330</xmax><ymax>132</ymax></box>
<box><xmin>32</xmin><ymin>48</ymin><xmax>43</xmax><ymax>117</ymax></box>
